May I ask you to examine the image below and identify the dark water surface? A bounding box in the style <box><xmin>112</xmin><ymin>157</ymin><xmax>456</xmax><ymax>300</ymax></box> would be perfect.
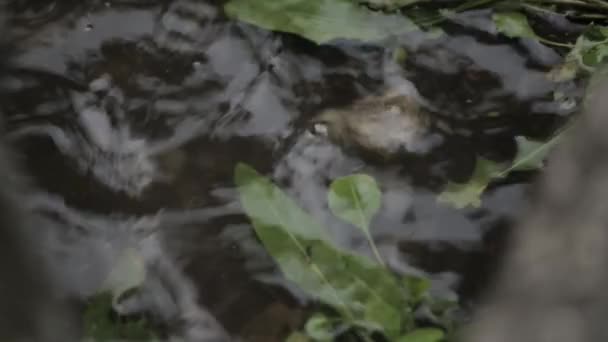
<box><xmin>0</xmin><ymin>1</ymin><xmax>581</xmax><ymax>340</ymax></box>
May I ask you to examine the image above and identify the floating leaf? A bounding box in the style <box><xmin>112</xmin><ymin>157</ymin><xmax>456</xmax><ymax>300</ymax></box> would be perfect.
<box><xmin>234</xmin><ymin>163</ymin><xmax>406</xmax><ymax>337</ymax></box>
<box><xmin>437</xmin><ymin>158</ymin><xmax>505</xmax><ymax>209</ymax></box>
<box><xmin>438</xmin><ymin>126</ymin><xmax>571</xmax><ymax>209</ymax></box>
<box><xmin>224</xmin><ymin>0</ymin><xmax>419</xmax><ymax>45</ymax></box>
<box><xmin>493</xmin><ymin>12</ymin><xmax>536</xmax><ymax>40</ymax></box>
<box><xmin>397</xmin><ymin>328</ymin><xmax>445</xmax><ymax>342</ymax></box>
<box><xmin>510</xmin><ymin>136</ymin><xmax>552</xmax><ymax>171</ymax></box>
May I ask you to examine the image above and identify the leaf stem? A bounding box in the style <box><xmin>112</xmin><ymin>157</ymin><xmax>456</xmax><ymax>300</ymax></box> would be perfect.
<box><xmin>365</xmin><ymin>228</ymin><xmax>386</xmax><ymax>267</ymax></box>
<box><xmin>537</xmin><ymin>36</ymin><xmax>575</xmax><ymax>48</ymax></box>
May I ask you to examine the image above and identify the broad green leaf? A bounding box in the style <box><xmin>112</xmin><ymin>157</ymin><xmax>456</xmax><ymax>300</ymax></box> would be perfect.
<box><xmin>493</xmin><ymin>12</ymin><xmax>536</xmax><ymax>40</ymax></box>
<box><xmin>224</xmin><ymin>0</ymin><xmax>419</xmax><ymax>45</ymax></box>
<box><xmin>234</xmin><ymin>163</ymin><xmax>329</xmax><ymax>241</ymax></box>
<box><xmin>397</xmin><ymin>328</ymin><xmax>445</xmax><ymax>342</ymax></box>
<box><xmin>437</xmin><ymin>158</ymin><xmax>505</xmax><ymax>209</ymax></box>
<box><xmin>234</xmin><ymin>163</ymin><xmax>406</xmax><ymax>337</ymax></box>
<box><xmin>328</xmin><ymin>174</ymin><xmax>381</xmax><ymax>231</ymax></box>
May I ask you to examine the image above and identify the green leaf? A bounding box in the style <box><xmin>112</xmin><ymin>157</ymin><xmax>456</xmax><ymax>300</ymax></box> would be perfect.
<box><xmin>397</xmin><ymin>328</ymin><xmax>445</xmax><ymax>342</ymax></box>
<box><xmin>402</xmin><ymin>275</ymin><xmax>431</xmax><ymax>304</ymax></box>
<box><xmin>493</xmin><ymin>12</ymin><xmax>537</xmax><ymax>40</ymax></box>
<box><xmin>437</xmin><ymin>158</ymin><xmax>505</xmax><ymax>209</ymax></box>
<box><xmin>234</xmin><ymin>163</ymin><xmax>406</xmax><ymax>337</ymax></box>
<box><xmin>234</xmin><ymin>163</ymin><xmax>329</xmax><ymax>241</ymax></box>
<box><xmin>83</xmin><ymin>292</ymin><xmax>160</xmax><ymax>341</ymax></box>
<box><xmin>224</xmin><ymin>0</ymin><xmax>419</xmax><ymax>45</ymax></box>
<box><xmin>328</xmin><ymin>174</ymin><xmax>385</xmax><ymax>266</ymax></box>
<box><xmin>328</xmin><ymin>174</ymin><xmax>381</xmax><ymax>231</ymax></box>
<box><xmin>304</xmin><ymin>313</ymin><xmax>339</xmax><ymax>341</ymax></box>
<box><xmin>510</xmin><ymin>136</ymin><xmax>552</xmax><ymax>171</ymax></box>
<box><xmin>437</xmin><ymin>126</ymin><xmax>571</xmax><ymax>209</ymax></box>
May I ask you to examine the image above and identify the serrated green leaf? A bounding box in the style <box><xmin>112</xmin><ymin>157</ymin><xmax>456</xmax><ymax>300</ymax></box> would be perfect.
<box><xmin>397</xmin><ymin>328</ymin><xmax>445</xmax><ymax>342</ymax></box>
<box><xmin>234</xmin><ymin>163</ymin><xmax>405</xmax><ymax>337</ymax></box>
<box><xmin>224</xmin><ymin>0</ymin><xmax>419</xmax><ymax>45</ymax></box>
<box><xmin>493</xmin><ymin>12</ymin><xmax>537</xmax><ymax>40</ymax></box>
<box><xmin>437</xmin><ymin>158</ymin><xmax>505</xmax><ymax>209</ymax></box>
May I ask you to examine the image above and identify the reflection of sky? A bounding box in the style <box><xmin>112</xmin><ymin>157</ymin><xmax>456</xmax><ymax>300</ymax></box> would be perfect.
<box><xmin>17</xmin><ymin>8</ymin><xmax>158</xmax><ymax>73</ymax></box>
<box><xmin>4</xmin><ymin>0</ymin><xmax>561</xmax><ymax>336</ymax></box>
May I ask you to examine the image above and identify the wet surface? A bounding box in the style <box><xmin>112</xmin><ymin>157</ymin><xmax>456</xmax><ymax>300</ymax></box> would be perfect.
<box><xmin>0</xmin><ymin>0</ymin><xmax>582</xmax><ymax>340</ymax></box>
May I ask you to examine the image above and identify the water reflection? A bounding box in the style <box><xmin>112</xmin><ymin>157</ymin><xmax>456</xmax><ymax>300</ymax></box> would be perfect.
<box><xmin>1</xmin><ymin>0</ymin><xmax>578</xmax><ymax>340</ymax></box>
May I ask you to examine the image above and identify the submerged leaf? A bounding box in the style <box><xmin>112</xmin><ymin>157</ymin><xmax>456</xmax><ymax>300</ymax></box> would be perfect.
<box><xmin>234</xmin><ymin>163</ymin><xmax>406</xmax><ymax>337</ymax></box>
<box><xmin>397</xmin><ymin>327</ymin><xmax>445</xmax><ymax>342</ymax></box>
<box><xmin>437</xmin><ymin>158</ymin><xmax>505</xmax><ymax>209</ymax></box>
<box><xmin>83</xmin><ymin>292</ymin><xmax>159</xmax><ymax>341</ymax></box>
<box><xmin>493</xmin><ymin>12</ymin><xmax>536</xmax><ymax>40</ymax></box>
<box><xmin>438</xmin><ymin>127</ymin><xmax>570</xmax><ymax>209</ymax></box>
<box><xmin>328</xmin><ymin>174</ymin><xmax>381</xmax><ymax>231</ymax></box>
<box><xmin>510</xmin><ymin>136</ymin><xmax>552</xmax><ymax>171</ymax></box>
<box><xmin>224</xmin><ymin>0</ymin><xmax>418</xmax><ymax>45</ymax></box>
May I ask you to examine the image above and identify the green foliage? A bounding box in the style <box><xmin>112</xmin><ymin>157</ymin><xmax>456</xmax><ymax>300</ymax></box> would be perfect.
<box><xmin>224</xmin><ymin>0</ymin><xmax>418</xmax><ymax>45</ymax></box>
<box><xmin>397</xmin><ymin>327</ymin><xmax>445</xmax><ymax>342</ymax></box>
<box><xmin>493</xmin><ymin>12</ymin><xmax>536</xmax><ymax>39</ymax></box>
<box><xmin>328</xmin><ymin>174</ymin><xmax>384</xmax><ymax>265</ymax></box>
<box><xmin>83</xmin><ymin>248</ymin><xmax>160</xmax><ymax>341</ymax></box>
<box><xmin>438</xmin><ymin>128</ymin><xmax>570</xmax><ymax>209</ymax></box>
<box><xmin>234</xmin><ymin>163</ymin><xmax>453</xmax><ymax>341</ymax></box>
<box><xmin>438</xmin><ymin>158</ymin><xmax>505</xmax><ymax>209</ymax></box>
<box><xmin>551</xmin><ymin>26</ymin><xmax>608</xmax><ymax>80</ymax></box>
<box><xmin>83</xmin><ymin>292</ymin><xmax>160</xmax><ymax>341</ymax></box>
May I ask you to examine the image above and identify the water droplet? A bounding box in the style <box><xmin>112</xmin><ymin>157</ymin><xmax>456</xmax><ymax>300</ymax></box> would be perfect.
<box><xmin>192</xmin><ymin>61</ymin><xmax>202</xmax><ymax>68</ymax></box>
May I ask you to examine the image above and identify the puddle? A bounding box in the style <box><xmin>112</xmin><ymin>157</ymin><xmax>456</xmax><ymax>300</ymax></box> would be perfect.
<box><xmin>0</xmin><ymin>0</ymin><xmax>581</xmax><ymax>340</ymax></box>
